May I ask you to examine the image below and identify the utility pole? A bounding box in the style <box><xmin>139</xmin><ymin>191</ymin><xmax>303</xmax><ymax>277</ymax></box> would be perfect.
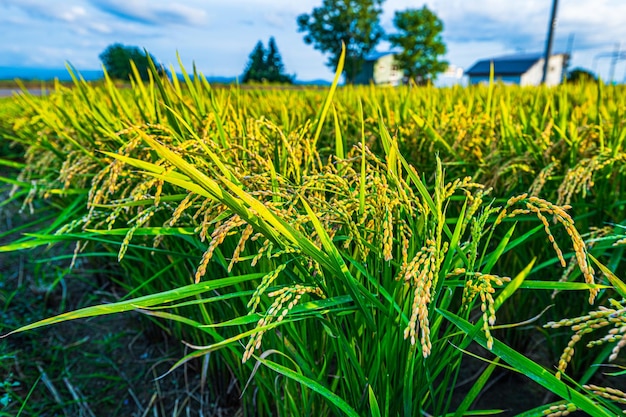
<box><xmin>541</xmin><ymin>0</ymin><xmax>559</xmax><ymax>84</ymax></box>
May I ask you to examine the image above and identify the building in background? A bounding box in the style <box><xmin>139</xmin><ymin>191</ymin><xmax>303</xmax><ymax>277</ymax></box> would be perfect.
<box><xmin>354</xmin><ymin>51</ymin><xmax>403</xmax><ymax>86</ymax></box>
<box><xmin>465</xmin><ymin>53</ymin><xmax>569</xmax><ymax>86</ymax></box>
<box><xmin>435</xmin><ymin>64</ymin><xmax>465</xmax><ymax>87</ymax></box>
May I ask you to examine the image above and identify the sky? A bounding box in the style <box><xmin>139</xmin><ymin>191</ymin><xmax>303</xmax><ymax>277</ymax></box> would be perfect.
<box><xmin>1</xmin><ymin>0</ymin><xmax>626</xmax><ymax>83</ymax></box>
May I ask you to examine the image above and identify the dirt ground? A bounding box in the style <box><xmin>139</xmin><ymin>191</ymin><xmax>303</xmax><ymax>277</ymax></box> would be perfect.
<box><xmin>0</xmin><ymin>174</ymin><xmax>242</xmax><ymax>416</ymax></box>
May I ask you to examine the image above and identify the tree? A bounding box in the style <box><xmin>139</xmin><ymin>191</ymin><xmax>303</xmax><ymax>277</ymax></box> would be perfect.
<box><xmin>242</xmin><ymin>38</ymin><xmax>294</xmax><ymax>84</ymax></box>
<box><xmin>566</xmin><ymin>67</ymin><xmax>597</xmax><ymax>83</ymax></box>
<box><xmin>265</xmin><ymin>37</ymin><xmax>293</xmax><ymax>83</ymax></box>
<box><xmin>99</xmin><ymin>43</ymin><xmax>162</xmax><ymax>81</ymax></box>
<box><xmin>242</xmin><ymin>41</ymin><xmax>267</xmax><ymax>83</ymax></box>
<box><xmin>387</xmin><ymin>7</ymin><xmax>448</xmax><ymax>85</ymax></box>
<box><xmin>297</xmin><ymin>0</ymin><xmax>384</xmax><ymax>84</ymax></box>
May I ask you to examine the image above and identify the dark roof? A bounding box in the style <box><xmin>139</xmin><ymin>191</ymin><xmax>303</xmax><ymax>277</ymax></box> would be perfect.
<box><xmin>465</xmin><ymin>53</ymin><xmax>557</xmax><ymax>76</ymax></box>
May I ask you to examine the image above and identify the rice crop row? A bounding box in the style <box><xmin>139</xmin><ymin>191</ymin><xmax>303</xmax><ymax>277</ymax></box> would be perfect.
<box><xmin>0</xmin><ymin>57</ymin><xmax>625</xmax><ymax>415</ymax></box>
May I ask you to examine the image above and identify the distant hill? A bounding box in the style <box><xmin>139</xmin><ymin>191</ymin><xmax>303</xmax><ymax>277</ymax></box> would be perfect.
<box><xmin>177</xmin><ymin>74</ymin><xmax>331</xmax><ymax>86</ymax></box>
<box><xmin>0</xmin><ymin>66</ymin><xmax>104</xmax><ymax>81</ymax></box>
<box><xmin>0</xmin><ymin>66</ymin><xmax>332</xmax><ymax>86</ymax></box>
<box><xmin>294</xmin><ymin>79</ymin><xmax>332</xmax><ymax>86</ymax></box>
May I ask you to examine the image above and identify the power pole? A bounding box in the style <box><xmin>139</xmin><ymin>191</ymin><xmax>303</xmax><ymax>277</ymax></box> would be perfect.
<box><xmin>541</xmin><ymin>0</ymin><xmax>559</xmax><ymax>84</ymax></box>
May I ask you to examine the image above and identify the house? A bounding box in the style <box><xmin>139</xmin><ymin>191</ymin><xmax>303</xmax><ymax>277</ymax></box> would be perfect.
<box><xmin>465</xmin><ymin>53</ymin><xmax>569</xmax><ymax>86</ymax></box>
<box><xmin>354</xmin><ymin>52</ymin><xmax>403</xmax><ymax>86</ymax></box>
<box><xmin>436</xmin><ymin>64</ymin><xmax>465</xmax><ymax>87</ymax></box>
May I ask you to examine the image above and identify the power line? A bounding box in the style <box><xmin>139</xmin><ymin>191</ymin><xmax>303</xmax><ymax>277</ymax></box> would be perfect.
<box><xmin>592</xmin><ymin>43</ymin><xmax>626</xmax><ymax>83</ymax></box>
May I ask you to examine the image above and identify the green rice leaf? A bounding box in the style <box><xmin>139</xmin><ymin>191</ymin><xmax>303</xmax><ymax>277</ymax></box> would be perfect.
<box><xmin>439</xmin><ymin>309</ymin><xmax>615</xmax><ymax>417</ymax></box>
<box><xmin>1</xmin><ymin>273</ymin><xmax>264</xmax><ymax>337</ymax></box>
<box><xmin>257</xmin><ymin>356</ymin><xmax>360</xmax><ymax>417</ymax></box>
<box><xmin>311</xmin><ymin>42</ymin><xmax>345</xmax><ymax>149</ymax></box>
<box><xmin>368</xmin><ymin>385</ymin><xmax>381</xmax><ymax>417</ymax></box>
<box><xmin>590</xmin><ymin>254</ymin><xmax>626</xmax><ymax>299</ymax></box>
<box><xmin>453</xmin><ymin>359</ymin><xmax>499</xmax><ymax>417</ymax></box>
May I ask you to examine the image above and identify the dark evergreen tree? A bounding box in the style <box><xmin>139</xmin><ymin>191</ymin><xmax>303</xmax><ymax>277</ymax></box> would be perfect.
<box><xmin>242</xmin><ymin>41</ymin><xmax>267</xmax><ymax>83</ymax></box>
<box><xmin>242</xmin><ymin>39</ymin><xmax>294</xmax><ymax>84</ymax></box>
<box><xmin>265</xmin><ymin>37</ymin><xmax>294</xmax><ymax>83</ymax></box>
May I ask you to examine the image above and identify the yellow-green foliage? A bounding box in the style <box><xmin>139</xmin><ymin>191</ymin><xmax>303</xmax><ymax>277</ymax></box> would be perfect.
<box><xmin>5</xmin><ymin>80</ymin><xmax>626</xmax><ymax>220</ymax></box>
<box><xmin>1</xmin><ymin>69</ymin><xmax>625</xmax><ymax>416</ymax></box>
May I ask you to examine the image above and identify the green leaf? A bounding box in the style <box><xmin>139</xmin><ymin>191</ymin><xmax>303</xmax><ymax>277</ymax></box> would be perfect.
<box><xmin>311</xmin><ymin>42</ymin><xmax>345</xmax><ymax>149</ymax></box>
<box><xmin>482</xmin><ymin>223</ymin><xmax>516</xmax><ymax>274</ymax></box>
<box><xmin>453</xmin><ymin>359</ymin><xmax>499</xmax><ymax>417</ymax></box>
<box><xmin>257</xmin><ymin>356</ymin><xmax>360</xmax><ymax>417</ymax></box>
<box><xmin>590</xmin><ymin>254</ymin><xmax>626</xmax><ymax>299</ymax></box>
<box><xmin>332</xmin><ymin>104</ymin><xmax>344</xmax><ymax>160</ymax></box>
<box><xmin>299</xmin><ymin>196</ymin><xmax>377</xmax><ymax>330</ymax></box>
<box><xmin>444</xmin><ymin>280</ymin><xmax>607</xmax><ymax>292</ymax></box>
<box><xmin>493</xmin><ymin>259</ymin><xmax>534</xmax><ymax>312</ymax></box>
<box><xmin>368</xmin><ymin>385</ymin><xmax>381</xmax><ymax>417</ymax></box>
<box><xmin>439</xmin><ymin>309</ymin><xmax>614</xmax><ymax>417</ymax></box>
<box><xmin>1</xmin><ymin>273</ymin><xmax>264</xmax><ymax>336</ymax></box>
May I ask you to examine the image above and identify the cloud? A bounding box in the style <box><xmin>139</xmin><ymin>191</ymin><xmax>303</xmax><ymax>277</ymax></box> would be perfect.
<box><xmin>88</xmin><ymin>0</ymin><xmax>208</xmax><ymax>26</ymax></box>
<box><xmin>0</xmin><ymin>0</ymin><xmax>120</xmax><ymax>38</ymax></box>
<box><xmin>58</xmin><ymin>6</ymin><xmax>88</xmax><ymax>22</ymax></box>
<box><xmin>0</xmin><ymin>0</ymin><xmax>88</xmax><ymax>23</ymax></box>
<box><xmin>263</xmin><ymin>12</ymin><xmax>289</xmax><ymax>29</ymax></box>
<box><xmin>386</xmin><ymin>0</ymin><xmax>626</xmax><ymax>54</ymax></box>
<box><xmin>0</xmin><ymin>47</ymin><xmax>33</xmax><ymax>67</ymax></box>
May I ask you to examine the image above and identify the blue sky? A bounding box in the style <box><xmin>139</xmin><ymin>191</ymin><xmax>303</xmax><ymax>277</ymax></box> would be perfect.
<box><xmin>1</xmin><ymin>0</ymin><xmax>626</xmax><ymax>82</ymax></box>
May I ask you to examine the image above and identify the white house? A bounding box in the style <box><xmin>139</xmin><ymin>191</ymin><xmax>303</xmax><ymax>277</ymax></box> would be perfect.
<box><xmin>465</xmin><ymin>53</ymin><xmax>569</xmax><ymax>86</ymax></box>
<box><xmin>354</xmin><ymin>52</ymin><xmax>403</xmax><ymax>86</ymax></box>
<box><xmin>436</xmin><ymin>65</ymin><xmax>465</xmax><ymax>87</ymax></box>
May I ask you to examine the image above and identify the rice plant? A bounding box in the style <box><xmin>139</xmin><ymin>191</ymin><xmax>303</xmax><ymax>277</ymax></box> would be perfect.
<box><xmin>0</xmin><ymin>51</ymin><xmax>625</xmax><ymax>415</ymax></box>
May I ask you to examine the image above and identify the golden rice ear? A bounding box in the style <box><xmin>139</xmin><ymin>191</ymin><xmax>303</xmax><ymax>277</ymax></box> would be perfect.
<box><xmin>542</xmin><ymin>402</ymin><xmax>579</xmax><ymax>417</ymax></box>
<box><xmin>400</xmin><ymin>238</ymin><xmax>438</xmax><ymax>357</ymax></box>
<box><xmin>545</xmin><ymin>297</ymin><xmax>626</xmax><ymax>381</ymax></box>
<box><xmin>195</xmin><ymin>214</ymin><xmax>246</xmax><ymax>283</ymax></box>
<box><xmin>495</xmin><ymin>194</ymin><xmax>597</xmax><ymax>304</ymax></box>
<box><xmin>243</xmin><ymin>285</ymin><xmax>324</xmax><ymax>363</ymax></box>
<box><xmin>557</xmin><ymin>155</ymin><xmax>619</xmax><ymax>206</ymax></box>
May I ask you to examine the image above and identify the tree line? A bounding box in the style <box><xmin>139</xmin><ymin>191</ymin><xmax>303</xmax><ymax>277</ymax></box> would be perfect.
<box><xmin>99</xmin><ymin>0</ymin><xmax>449</xmax><ymax>85</ymax></box>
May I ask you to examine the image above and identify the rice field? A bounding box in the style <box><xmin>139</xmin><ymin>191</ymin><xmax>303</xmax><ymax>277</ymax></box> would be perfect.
<box><xmin>1</xmin><ymin>58</ymin><xmax>625</xmax><ymax>416</ymax></box>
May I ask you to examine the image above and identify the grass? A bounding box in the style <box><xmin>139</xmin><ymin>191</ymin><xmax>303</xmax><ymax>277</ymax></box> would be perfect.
<box><xmin>0</xmin><ymin>52</ymin><xmax>625</xmax><ymax>415</ymax></box>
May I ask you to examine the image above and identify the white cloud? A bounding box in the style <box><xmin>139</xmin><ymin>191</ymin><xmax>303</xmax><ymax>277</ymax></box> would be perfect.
<box><xmin>88</xmin><ymin>0</ymin><xmax>208</xmax><ymax>26</ymax></box>
<box><xmin>263</xmin><ymin>12</ymin><xmax>290</xmax><ymax>29</ymax></box>
<box><xmin>59</xmin><ymin>6</ymin><xmax>88</xmax><ymax>22</ymax></box>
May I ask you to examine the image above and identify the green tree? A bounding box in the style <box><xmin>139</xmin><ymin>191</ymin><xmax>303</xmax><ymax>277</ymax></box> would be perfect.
<box><xmin>388</xmin><ymin>7</ymin><xmax>448</xmax><ymax>85</ymax></box>
<box><xmin>242</xmin><ymin>41</ymin><xmax>267</xmax><ymax>83</ymax></box>
<box><xmin>297</xmin><ymin>0</ymin><xmax>385</xmax><ymax>84</ymax></box>
<box><xmin>242</xmin><ymin>39</ymin><xmax>294</xmax><ymax>84</ymax></box>
<box><xmin>265</xmin><ymin>37</ymin><xmax>294</xmax><ymax>83</ymax></box>
<box><xmin>99</xmin><ymin>43</ymin><xmax>162</xmax><ymax>81</ymax></box>
<box><xmin>566</xmin><ymin>67</ymin><xmax>597</xmax><ymax>83</ymax></box>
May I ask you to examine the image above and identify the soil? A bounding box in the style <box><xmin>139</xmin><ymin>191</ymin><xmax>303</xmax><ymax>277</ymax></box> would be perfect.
<box><xmin>0</xmin><ymin>176</ymin><xmax>241</xmax><ymax>416</ymax></box>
